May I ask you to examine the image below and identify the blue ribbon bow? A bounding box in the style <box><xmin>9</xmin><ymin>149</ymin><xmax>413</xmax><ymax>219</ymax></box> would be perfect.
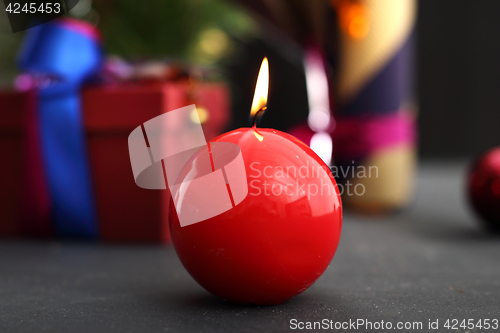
<box><xmin>18</xmin><ymin>18</ymin><xmax>103</xmax><ymax>238</ymax></box>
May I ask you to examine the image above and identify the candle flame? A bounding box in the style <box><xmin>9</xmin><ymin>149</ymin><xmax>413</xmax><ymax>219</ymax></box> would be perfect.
<box><xmin>250</xmin><ymin>57</ymin><xmax>269</xmax><ymax>122</ymax></box>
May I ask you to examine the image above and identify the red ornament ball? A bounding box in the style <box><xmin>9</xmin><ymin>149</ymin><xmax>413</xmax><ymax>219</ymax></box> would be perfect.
<box><xmin>169</xmin><ymin>128</ymin><xmax>342</xmax><ymax>305</ymax></box>
<box><xmin>468</xmin><ymin>147</ymin><xmax>500</xmax><ymax>233</ymax></box>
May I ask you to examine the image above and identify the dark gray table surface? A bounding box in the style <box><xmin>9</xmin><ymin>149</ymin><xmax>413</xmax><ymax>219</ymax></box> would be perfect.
<box><xmin>1</xmin><ymin>162</ymin><xmax>499</xmax><ymax>333</ymax></box>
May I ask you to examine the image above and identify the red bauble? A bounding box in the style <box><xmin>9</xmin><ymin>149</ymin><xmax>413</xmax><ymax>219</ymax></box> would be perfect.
<box><xmin>169</xmin><ymin>128</ymin><xmax>342</xmax><ymax>305</ymax></box>
<box><xmin>468</xmin><ymin>147</ymin><xmax>500</xmax><ymax>233</ymax></box>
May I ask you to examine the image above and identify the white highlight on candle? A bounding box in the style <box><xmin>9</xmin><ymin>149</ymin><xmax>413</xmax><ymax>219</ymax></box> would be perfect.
<box><xmin>304</xmin><ymin>47</ymin><xmax>334</xmax><ymax>166</ymax></box>
<box><xmin>310</xmin><ymin>132</ymin><xmax>333</xmax><ymax>166</ymax></box>
<box><xmin>305</xmin><ymin>49</ymin><xmax>331</xmax><ymax>133</ymax></box>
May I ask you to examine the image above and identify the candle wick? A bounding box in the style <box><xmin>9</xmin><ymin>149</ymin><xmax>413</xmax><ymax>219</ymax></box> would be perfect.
<box><xmin>251</xmin><ymin>107</ymin><xmax>266</xmax><ymax>142</ymax></box>
<box><xmin>250</xmin><ymin>106</ymin><xmax>267</xmax><ymax>127</ymax></box>
<box><xmin>253</xmin><ymin>124</ymin><xmax>264</xmax><ymax>141</ymax></box>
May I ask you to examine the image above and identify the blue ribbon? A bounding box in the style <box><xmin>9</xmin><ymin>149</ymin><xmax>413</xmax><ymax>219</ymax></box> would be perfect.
<box><xmin>18</xmin><ymin>19</ymin><xmax>103</xmax><ymax>238</ymax></box>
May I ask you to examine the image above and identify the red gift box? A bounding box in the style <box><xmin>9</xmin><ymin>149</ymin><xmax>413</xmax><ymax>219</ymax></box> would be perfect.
<box><xmin>0</xmin><ymin>81</ymin><xmax>230</xmax><ymax>242</ymax></box>
<box><xmin>0</xmin><ymin>91</ymin><xmax>28</xmax><ymax>237</ymax></box>
<box><xmin>84</xmin><ymin>81</ymin><xmax>229</xmax><ymax>242</ymax></box>
<box><xmin>1</xmin><ymin>90</ymin><xmax>51</xmax><ymax>237</ymax></box>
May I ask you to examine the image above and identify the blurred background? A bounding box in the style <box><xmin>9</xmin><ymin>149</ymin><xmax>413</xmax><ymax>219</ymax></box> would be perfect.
<box><xmin>0</xmin><ymin>2</ymin><xmax>500</xmax><ymax>329</ymax></box>
<box><xmin>1</xmin><ymin>0</ymin><xmax>499</xmax><ymax>159</ymax></box>
<box><xmin>2</xmin><ymin>0</ymin><xmax>500</xmax><ymax>239</ymax></box>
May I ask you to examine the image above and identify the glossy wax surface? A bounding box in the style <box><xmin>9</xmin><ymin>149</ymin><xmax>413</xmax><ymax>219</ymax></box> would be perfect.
<box><xmin>468</xmin><ymin>147</ymin><xmax>500</xmax><ymax>233</ymax></box>
<box><xmin>169</xmin><ymin>128</ymin><xmax>342</xmax><ymax>305</ymax></box>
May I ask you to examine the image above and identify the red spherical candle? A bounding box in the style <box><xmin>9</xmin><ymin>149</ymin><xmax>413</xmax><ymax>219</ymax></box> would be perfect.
<box><xmin>169</xmin><ymin>127</ymin><xmax>342</xmax><ymax>304</ymax></box>
<box><xmin>169</xmin><ymin>57</ymin><xmax>342</xmax><ymax>304</ymax></box>
<box><xmin>468</xmin><ymin>147</ymin><xmax>500</xmax><ymax>233</ymax></box>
